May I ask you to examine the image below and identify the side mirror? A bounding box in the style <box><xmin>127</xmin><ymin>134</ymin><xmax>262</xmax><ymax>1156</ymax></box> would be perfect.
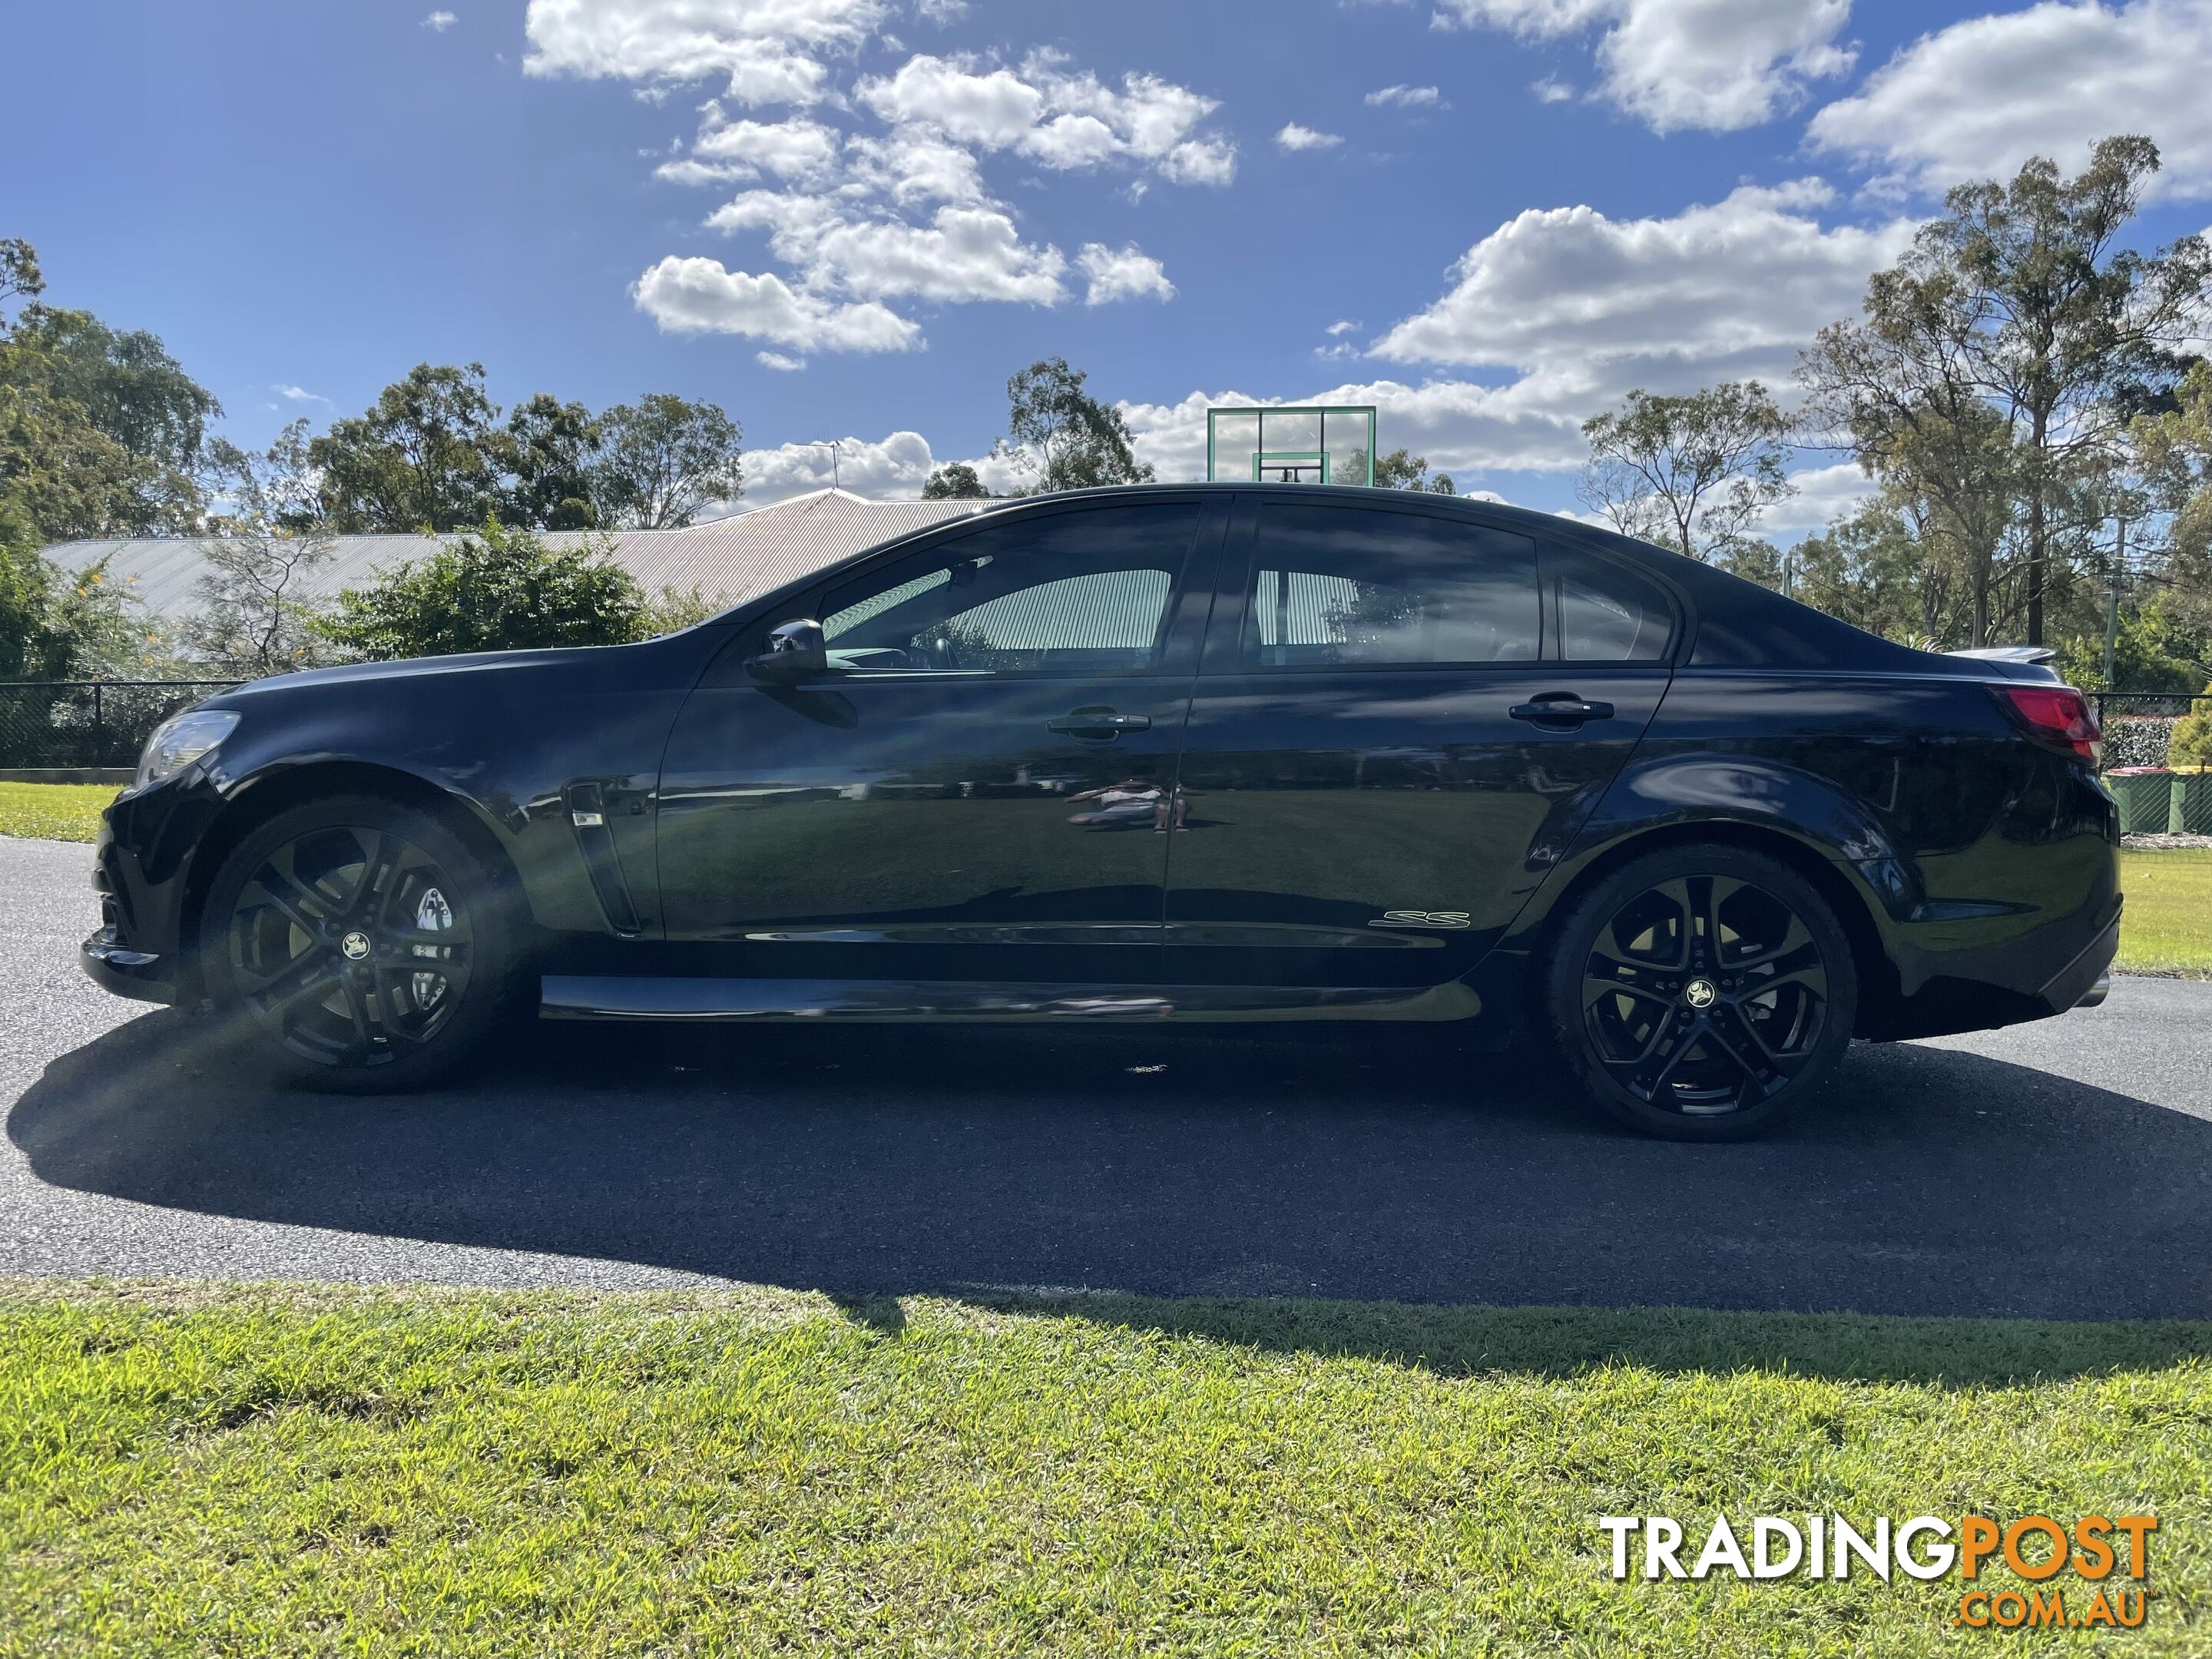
<box><xmin>747</xmin><ymin>618</ymin><xmax>830</xmax><ymax>684</ymax></box>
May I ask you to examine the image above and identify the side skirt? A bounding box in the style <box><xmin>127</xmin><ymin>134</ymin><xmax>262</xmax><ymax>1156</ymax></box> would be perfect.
<box><xmin>540</xmin><ymin>975</ymin><xmax>1483</xmax><ymax>1025</ymax></box>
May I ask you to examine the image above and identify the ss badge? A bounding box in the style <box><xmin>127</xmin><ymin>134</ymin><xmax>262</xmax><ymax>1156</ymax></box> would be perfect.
<box><xmin>1370</xmin><ymin>909</ymin><xmax>1472</xmax><ymax>929</ymax></box>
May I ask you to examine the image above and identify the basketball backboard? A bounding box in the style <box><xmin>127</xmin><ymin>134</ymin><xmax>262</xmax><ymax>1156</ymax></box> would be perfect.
<box><xmin>1206</xmin><ymin>406</ymin><xmax>1376</xmax><ymax>486</ymax></box>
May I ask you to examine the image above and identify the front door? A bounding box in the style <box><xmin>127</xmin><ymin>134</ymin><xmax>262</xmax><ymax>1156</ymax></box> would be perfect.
<box><xmin>1162</xmin><ymin>498</ymin><xmax>1675</xmax><ymax>988</ymax></box>
<box><xmin>655</xmin><ymin>496</ymin><xmax>1222</xmax><ymax>984</ymax></box>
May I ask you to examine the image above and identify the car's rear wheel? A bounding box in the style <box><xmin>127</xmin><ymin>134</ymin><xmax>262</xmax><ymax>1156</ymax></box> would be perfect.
<box><xmin>200</xmin><ymin>797</ymin><xmax>515</xmax><ymax>1091</ymax></box>
<box><xmin>1544</xmin><ymin>846</ymin><xmax>1856</xmax><ymax>1141</ymax></box>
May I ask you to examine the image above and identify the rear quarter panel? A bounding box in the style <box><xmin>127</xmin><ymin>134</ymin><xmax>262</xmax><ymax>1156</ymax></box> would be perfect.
<box><xmin>1499</xmin><ymin>669</ymin><xmax>2119</xmax><ymax>1031</ymax></box>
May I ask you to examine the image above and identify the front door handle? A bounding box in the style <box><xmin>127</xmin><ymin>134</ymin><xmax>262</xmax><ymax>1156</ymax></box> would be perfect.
<box><xmin>1509</xmin><ymin>697</ymin><xmax>1616</xmax><ymax>727</ymax></box>
<box><xmin>1048</xmin><ymin>710</ymin><xmax>1152</xmax><ymax>739</ymax></box>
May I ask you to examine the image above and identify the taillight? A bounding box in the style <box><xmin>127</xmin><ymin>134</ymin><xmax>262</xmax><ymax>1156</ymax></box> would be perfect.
<box><xmin>1995</xmin><ymin>684</ymin><xmax>2100</xmax><ymax>763</ymax></box>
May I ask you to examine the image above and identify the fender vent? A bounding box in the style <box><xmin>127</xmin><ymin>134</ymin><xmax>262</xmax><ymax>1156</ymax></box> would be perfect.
<box><xmin>564</xmin><ymin>781</ymin><xmax>641</xmax><ymax>935</ymax></box>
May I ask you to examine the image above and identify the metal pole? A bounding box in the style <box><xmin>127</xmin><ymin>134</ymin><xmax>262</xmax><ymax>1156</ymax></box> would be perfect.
<box><xmin>2101</xmin><ymin>516</ymin><xmax>2124</xmax><ymax>689</ymax></box>
<box><xmin>92</xmin><ymin>681</ymin><xmax>103</xmax><ymax>764</ymax></box>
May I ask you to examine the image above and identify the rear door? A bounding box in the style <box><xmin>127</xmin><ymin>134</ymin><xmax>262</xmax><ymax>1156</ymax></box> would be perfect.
<box><xmin>1162</xmin><ymin>497</ymin><xmax>1674</xmax><ymax>988</ymax></box>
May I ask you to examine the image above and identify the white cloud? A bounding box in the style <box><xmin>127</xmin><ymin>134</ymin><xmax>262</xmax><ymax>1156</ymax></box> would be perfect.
<box><xmin>1366</xmin><ymin>84</ymin><xmax>1441</xmax><ymax>106</ymax></box>
<box><xmin>1808</xmin><ymin>0</ymin><xmax>2212</xmax><ymax>201</ymax></box>
<box><xmin>1376</xmin><ymin>180</ymin><xmax>1910</xmax><ymax>378</ymax></box>
<box><xmin>756</xmin><ymin>350</ymin><xmax>806</xmax><ymax>371</ymax></box>
<box><xmin>549</xmin><ymin>20</ymin><xmax>1229</xmax><ymax>351</ymax></box>
<box><xmin>1154</xmin><ymin>137</ymin><xmax>1237</xmax><ymax>186</ymax></box>
<box><xmin>854</xmin><ymin>51</ymin><xmax>1234</xmax><ymax>184</ymax></box>
<box><xmin>631</xmin><ymin>256</ymin><xmax>922</xmax><ymax>350</ymax></box>
<box><xmin>1433</xmin><ymin>0</ymin><xmax>1855</xmax><ymax>134</ymax></box>
<box><xmin>1760</xmin><ymin>462</ymin><xmax>1879</xmax><ymax>535</ymax></box>
<box><xmin>746</xmin><ymin>430</ymin><xmax>942</xmax><ymax>501</ymax></box>
<box><xmin>1343</xmin><ymin>181</ymin><xmax>1916</xmax><ymax>470</ymax></box>
<box><xmin>915</xmin><ymin>0</ymin><xmax>967</xmax><ymax>19</ymax></box>
<box><xmin>687</xmin><ymin>111</ymin><xmax>843</xmax><ymax>181</ymax></box>
<box><xmin>1532</xmin><ymin>75</ymin><xmax>1574</xmax><ymax>103</ymax></box>
<box><xmin>1078</xmin><ymin>243</ymin><xmax>1175</xmax><ymax>305</ymax></box>
<box><xmin>522</xmin><ymin>0</ymin><xmax>887</xmax><ymax>104</ymax></box>
<box><xmin>422</xmin><ymin>11</ymin><xmax>457</xmax><ymax>31</ymax></box>
<box><xmin>709</xmin><ymin>195</ymin><xmax>1068</xmax><ymax>304</ymax></box>
<box><xmin>1275</xmin><ymin>122</ymin><xmax>1343</xmax><ymax>151</ymax></box>
<box><xmin>1325</xmin><ymin>319</ymin><xmax>1359</xmax><ymax>335</ymax></box>
<box><xmin>273</xmin><ymin>384</ymin><xmax>329</xmax><ymax>403</ymax></box>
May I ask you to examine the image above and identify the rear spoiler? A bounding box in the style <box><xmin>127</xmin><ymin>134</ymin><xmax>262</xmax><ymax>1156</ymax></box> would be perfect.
<box><xmin>1946</xmin><ymin>645</ymin><xmax>2058</xmax><ymax>666</ymax></box>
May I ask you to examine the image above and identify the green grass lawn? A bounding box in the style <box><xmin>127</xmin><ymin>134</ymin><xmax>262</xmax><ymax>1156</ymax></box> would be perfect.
<box><xmin>0</xmin><ymin>1282</ymin><xmax>2204</xmax><ymax>1656</ymax></box>
<box><xmin>2117</xmin><ymin>848</ymin><xmax>2212</xmax><ymax>977</ymax></box>
<box><xmin>0</xmin><ymin>781</ymin><xmax>114</xmax><ymax>843</ymax></box>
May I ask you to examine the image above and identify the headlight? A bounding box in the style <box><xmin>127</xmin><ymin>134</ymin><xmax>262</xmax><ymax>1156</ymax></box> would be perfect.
<box><xmin>134</xmin><ymin>709</ymin><xmax>240</xmax><ymax>789</ymax></box>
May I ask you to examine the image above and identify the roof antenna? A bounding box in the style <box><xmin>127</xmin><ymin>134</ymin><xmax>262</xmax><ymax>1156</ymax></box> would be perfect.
<box><xmin>812</xmin><ymin>439</ymin><xmax>843</xmax><ymax>492</ymax></box>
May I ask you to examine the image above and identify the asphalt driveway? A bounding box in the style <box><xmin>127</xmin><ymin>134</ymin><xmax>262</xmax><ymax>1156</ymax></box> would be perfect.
<box><xmin>5</xmin><ymin>833</ymin><xmax>2210</xmax><ymax>1320</ymax></box>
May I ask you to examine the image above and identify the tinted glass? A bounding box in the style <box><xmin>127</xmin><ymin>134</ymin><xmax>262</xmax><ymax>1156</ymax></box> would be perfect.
<box><xmin>820</xmin><ymin>503</ymin><xmax>1197</xmax><ymax>674</ymax></box>
<box><xmin>1548</xmin><ymin>550</ymin><xmax>1674</xmax><ymax>662</ymax></box>
<box><xmin>1243</xmin><ymin>503</ymin><xmax>1538</xmax><ymax>668</ymax></box>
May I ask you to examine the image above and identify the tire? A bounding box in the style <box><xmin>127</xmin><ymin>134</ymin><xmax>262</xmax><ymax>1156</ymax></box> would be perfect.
<box><xmin>1542</xmin><ymin>845</ymin><xmax>1857</xmax><ymax>1141</ymax></box>
<box><xmin>199</xmin><ymin>795</ymin><xmax>517</xmax><ymax>1092</ymax></box>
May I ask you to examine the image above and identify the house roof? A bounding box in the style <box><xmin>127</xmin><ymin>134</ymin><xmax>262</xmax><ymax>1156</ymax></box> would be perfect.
<box><xmin>39</xmin><ymin>488</ymin><xmax>993</xmax><ymax>621</ymax></box>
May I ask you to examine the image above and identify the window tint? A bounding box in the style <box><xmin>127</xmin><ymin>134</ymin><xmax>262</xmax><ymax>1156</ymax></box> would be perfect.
<box><xmin>1243</xmin><ymin>504</ymin><xmax>1538</xmax><ymax>668</ymax></box>
<box><xmin>1547</xmin><ymin>551</ymin><xmax>1674</xmax><ymax>662</ymax></box>
<box><xmin>820</xmin><ymin>503</ymin><xmax>1197</xmax><ymax>674</ymax></box>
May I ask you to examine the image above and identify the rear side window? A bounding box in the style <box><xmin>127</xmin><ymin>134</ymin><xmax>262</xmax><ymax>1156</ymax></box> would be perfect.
<box><xmin>1241</xmin><ymin>502</ymin><xmax>1539</xmax><ymax>669</ymax></box>
<box><xmin>1545</xmin><ymin>548</ymin><xmax>1674</xmax><ymax>662</ymax></box>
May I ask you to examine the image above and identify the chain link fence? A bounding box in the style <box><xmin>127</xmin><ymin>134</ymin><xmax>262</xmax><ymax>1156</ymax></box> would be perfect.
<box><xmin>2095</xmin><ymin>691</ymin><xmax>2211</xmax><ymax>773</ymax></box>
<box><xmin>0</xmin><ymin>681</ymin><xmax>245</xmax><ymax>770</ymax></box>
<box><xmin>2094</xmin><ymin>692</ymin><xmax>2211</xmax><ymax>836</ymax></box>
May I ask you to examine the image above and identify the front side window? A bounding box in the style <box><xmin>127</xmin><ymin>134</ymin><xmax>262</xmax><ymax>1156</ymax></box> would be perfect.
<box><xmin>820</xmin><ymin>504</ymin><xmax>1198</xmax><ymax>674</ymax></box>
<box><xmin>1242</xmin><ymin>503</ymin><xmax>1539</xmax><ymax>668</ymax></box>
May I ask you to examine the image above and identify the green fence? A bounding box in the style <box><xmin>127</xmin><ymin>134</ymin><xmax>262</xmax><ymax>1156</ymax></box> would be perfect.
<box><xmin>0</xmin><ymin>680</ymin><xmax>243</xmax><ymax>770</ymax></box>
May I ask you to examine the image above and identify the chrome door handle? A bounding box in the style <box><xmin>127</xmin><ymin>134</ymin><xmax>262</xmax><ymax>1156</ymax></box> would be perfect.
<box><xmin>1048</xmin><ymin>710</ymin><xmax>1151</xmax><ymax>738</ymax></box>
<box><xmin>1510</xmin><ymin>697</ymin><xmax>1615</xmax><ymax>726</ymax></box>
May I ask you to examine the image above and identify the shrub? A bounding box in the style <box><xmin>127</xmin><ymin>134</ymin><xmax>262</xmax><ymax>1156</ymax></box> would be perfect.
<box><xmin>2170</xmin><ymin>684</ymin><xmax>2212</xmax><ymax>768</ymax></box>
<box><xmin>318</xmin><ymin>515</ymin><xmax>644</xmax><ymax>661</ymax></box>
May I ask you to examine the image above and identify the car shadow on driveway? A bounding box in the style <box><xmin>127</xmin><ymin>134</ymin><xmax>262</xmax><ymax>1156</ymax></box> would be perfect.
<box><xmin>11</xmin><ymin>1008</ymin><xmax>2212</xmax><ymax>1330</ymax></box>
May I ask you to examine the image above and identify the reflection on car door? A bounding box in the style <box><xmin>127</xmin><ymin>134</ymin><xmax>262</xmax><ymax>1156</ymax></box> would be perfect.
<box><xmin>1162</xmin><ymin>498</ymin><xmax>1674</xmax><ymax>988</ymax></box>
<box><xmin>655</xmin><ymin>497</ymin><xmax>1223</xmax><ymax>983</ymax></box>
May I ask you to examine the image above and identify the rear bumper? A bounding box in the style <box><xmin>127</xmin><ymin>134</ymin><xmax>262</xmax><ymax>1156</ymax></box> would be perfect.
<box><xmin>2035</xmin><ymin>910</ymin><xmax>2121</xmax><ymax>1016</ymax></box>
<box><xmin>81</xmin><ymin>927</ymin><xmax>177</xmax><ymax>1005</ymax></box>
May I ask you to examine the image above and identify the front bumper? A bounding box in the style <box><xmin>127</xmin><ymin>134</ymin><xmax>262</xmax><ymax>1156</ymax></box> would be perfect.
<box><xmin>81</xmin><ymin>926</ymin><xmax>177</xmax><ymax>1005</ymax></box>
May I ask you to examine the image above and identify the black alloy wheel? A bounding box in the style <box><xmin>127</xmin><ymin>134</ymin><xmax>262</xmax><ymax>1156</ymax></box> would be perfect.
<box><xmin>203</xmin><ymin>798</ymin><xmax>512</xmax><ymax>1090</ymax></box>
<box><xmin>1546</xmin><ymin>847</ymin><xmax>1856</xmax><ymax>1141</ymax></box>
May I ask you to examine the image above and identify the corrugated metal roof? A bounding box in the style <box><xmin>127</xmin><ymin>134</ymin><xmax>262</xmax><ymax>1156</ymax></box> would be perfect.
<box><xmin>39</xmin><ymin>489</ymin><xmax>992</xmax><ymax>621</ymax></box>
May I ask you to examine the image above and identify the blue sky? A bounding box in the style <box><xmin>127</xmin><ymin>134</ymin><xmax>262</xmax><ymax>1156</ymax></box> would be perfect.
<box><xmin>15</xmin><ymin>0</ymin><xmax>2212</xmax><ymax>525</ymax></box>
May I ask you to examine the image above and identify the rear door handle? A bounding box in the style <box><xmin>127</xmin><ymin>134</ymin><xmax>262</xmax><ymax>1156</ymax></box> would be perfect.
<box><xmin>1048</xmin><ymin>710</ymin><xmax>1152</xmax><ymax>739</ymax></box>
<box><xmin>1509</xmin><ymin>697</ymin><xmax>1615</xmax><ymax>726</ymax></box>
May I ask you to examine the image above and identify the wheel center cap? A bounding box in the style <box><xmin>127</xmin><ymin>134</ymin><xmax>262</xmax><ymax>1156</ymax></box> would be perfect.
<box><xmin>1684</xmin><ymin>976</ymin><xmax>1717</xmax><ymax>1009</ymax></box>
<box><xmin>339</xmin><ymin>930</ymin><xmax>372</xmax><ymax>962</ymax></box>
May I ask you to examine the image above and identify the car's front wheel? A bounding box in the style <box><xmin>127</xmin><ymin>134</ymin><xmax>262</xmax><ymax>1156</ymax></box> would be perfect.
<box><xmin>200</xmin><ymin>796</ymin><xmax>515</xmax><ymax>1091</ymax></box>
<box><xmin>1543</xmin><ymin>845</ymin><xmax>1857</xmax><ymax>1141</ymax></box>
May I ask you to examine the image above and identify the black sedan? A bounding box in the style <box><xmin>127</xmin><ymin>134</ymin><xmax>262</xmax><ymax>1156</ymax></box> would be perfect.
<box><xmin>84</xmin><ymin>485</ymin><xmax>2120</xmax><ymax>1140</ymax></box>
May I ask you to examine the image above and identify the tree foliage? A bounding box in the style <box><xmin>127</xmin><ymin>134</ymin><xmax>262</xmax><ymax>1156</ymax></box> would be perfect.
<box><xmin>589</xmin><ymin>394</ymin><xmax>743</xmax><ymax>529</ymax></box>
<box><xmin>1803</xmin><ymin>137</ymin><xmax>2211</xmax><ymax>646</ymax></box>
<box><xmin>184</xmin><ymin>420</ymin><xmax>340</xmax><ymax>677</ymax></box>
<box><xmin>504</xmin><ymin>394</ymin><xmax>602</xmax><ymax>531</ymax></box>
<box><xmin>996</xmin><ymin>359</ymin><xmax>1153</xmax><ymax>493</ymax></box>
<box><xmin>309</xmin><ymin>362</ymin><xmax>507</xmax><ymax>533</ymax></box>
<box><xmin>1578</xmin><ymin>382</ymin><xmax>1794</xmax><ymax>561</ymax></box>
<box><xmin>922</xmin><ymin>462</ymin><xmax>992</xmax><ymax>499</ymax></box>
<box><xmin>1373</xmin><ymin>449</ymin><xmax>1456</xmax><ymax>493</ymax></box>
<box><xmin>316</xmin><ymin>516</ymin><xmax>645</xmax><ymax>660</ymax></box>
